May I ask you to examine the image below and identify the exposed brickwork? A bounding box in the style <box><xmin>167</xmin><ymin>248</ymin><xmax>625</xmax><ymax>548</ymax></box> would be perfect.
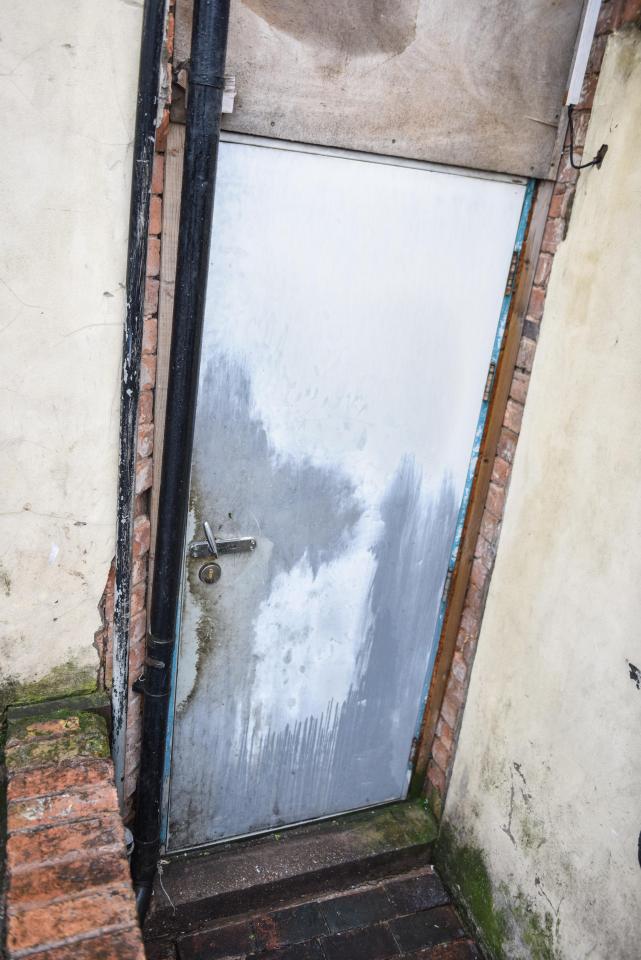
<box><xmin>3</xmin><ymin>703</ymin><xmax>143</xmax><ymax>959</ymax></box>
<box><xmin>94</xmin><ymin>561</ymin><xmax>116</xmax><ymax>691</ymax></box>
<box><xmin>89</xmin><ymin>2</ymin><xmax>175</xmax><ymax>821</ymax></box>
<box><xmin>425</xmin><ymin>0</ymin><xmax>641</xmax><ymax>813</ymax></box>
<box><xmin>121</xmin><ymin>1</ymin><xmax>176</xmax><ymax>819</ymax></box>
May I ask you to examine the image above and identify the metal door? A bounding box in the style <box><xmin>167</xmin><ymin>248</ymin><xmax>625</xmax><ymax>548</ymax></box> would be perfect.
<box><xmin>164</xmin><ymin>136</ymin><xmax>527</xmax><ymax>851</ymax></box>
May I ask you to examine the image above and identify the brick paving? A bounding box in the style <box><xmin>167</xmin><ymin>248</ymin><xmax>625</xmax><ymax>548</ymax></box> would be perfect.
<box><xmin>145</xmin><ymin>867</ymin><xmax>480</xmax><ymax>960</ymax></box>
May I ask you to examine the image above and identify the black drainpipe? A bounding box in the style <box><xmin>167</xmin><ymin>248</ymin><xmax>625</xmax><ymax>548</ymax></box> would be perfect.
<box><xmin>131</xmin><ymin>0</ymin><xmax>231</xmax><ymax>920</ymax></box>
<box><xmin>113</xmin><ymin>0</ymin><xmax>166</xmax><ymax>799</ymax></box>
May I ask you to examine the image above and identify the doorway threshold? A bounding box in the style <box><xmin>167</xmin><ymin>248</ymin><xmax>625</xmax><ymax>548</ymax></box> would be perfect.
<box><xmin>145</xmin><ymin>800</ymin><xmax>438</xmax><ymax>942</ymax></box>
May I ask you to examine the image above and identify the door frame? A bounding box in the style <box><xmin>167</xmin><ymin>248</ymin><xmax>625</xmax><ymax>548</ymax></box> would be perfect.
<box><xmin>150</xmin><ymin>125</ymin><xmax>548</xmax><ymax>850</ymax></box>
<box><xmin>410</xmin><ymin>176</ymin><xmax>553</xmax><ymax>794</ymax></box>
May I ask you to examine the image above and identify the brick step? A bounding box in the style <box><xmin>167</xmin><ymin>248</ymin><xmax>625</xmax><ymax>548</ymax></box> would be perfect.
<box><xmin>146</xmin><ymin>865</ymin><xmax>480</xmax><ymax>960</ymax></box>
<box><xmin>145</xmin><ymin>801</ymin><xmax>438</xmax><ymax>942</ymax></box>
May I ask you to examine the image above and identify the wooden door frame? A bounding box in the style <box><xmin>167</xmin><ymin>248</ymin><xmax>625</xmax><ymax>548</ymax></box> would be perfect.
<box><xmin>409</xmin><ymin>177</ymin><xmax>554</xmax><ymax>794</ymax></box>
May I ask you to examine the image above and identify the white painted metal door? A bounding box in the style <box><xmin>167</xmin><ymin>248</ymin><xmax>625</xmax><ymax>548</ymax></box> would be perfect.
<box><xmin>165</xmin><ymin>136</ymin><xmax>526</xmax><ymax>851</ymax></box>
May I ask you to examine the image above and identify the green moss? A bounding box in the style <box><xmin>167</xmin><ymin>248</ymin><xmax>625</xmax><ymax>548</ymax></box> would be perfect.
<box><xmin>4</xmin><ymin>706</ymin><xmax>109</xmax><ymax>772</ymax></box>
<box><xmin>5</xmin><ymin>725</ymin><xmax>110</xmax><ymax>770</ymax></box>
<box><xmin>0</xmin><ymin>659</ymin><xmax>97</xmax><ymax>714</ymax></box>
<box><xmin>0</xmin><ymin>660</ymin><xmax>99</xmax><ymax>762</ymax></box>
<box><xmin>7</xmin><ymin>707</ymin><xmax>106</xmax><ymax>745</ymax></box>
<box><xmin>436</xmin><ymin>823</ymin><xmax>508</xmax><ymax>958</ymax></box>
<box><xmin>424</xmin><ymin>784</ymin><xmax>443</xmax><ymax>822</ymax></box>
<box><xmin>403</xmin><ymin>798</ymin><xmax>439</xmax><ymax>845</ymax></box>
<box><xmin>437</xmin><ymin>824</ymin><xmax>565</xmax><ymax>960</ymax></box>
<box><xmin>372</xmin><ymin>799</ymin><xmax>439</xmax><ymax>847</ymax></box>
<box><xmin>7</xmin><ymin>690</ymin><xmax>109</xmax><ymax>721</ymax></box>
<box><xmin>349</xmin><ymin>801</ymin><xmax>436</xmax><ymax>851</ymax></box>
<box><xmin>271</xmin><ymin>800</ymin><xmax>439</xmax><ymax>860</ymax></box>
<box><xmin>519</xmin><ymin>813</ymin><xmax>547</xmax><ymax>852</ymax></box>
<box><xmin>508</xmin><ymin>889</ymin><xmax>561</xmax><ymax>960</ymax></box>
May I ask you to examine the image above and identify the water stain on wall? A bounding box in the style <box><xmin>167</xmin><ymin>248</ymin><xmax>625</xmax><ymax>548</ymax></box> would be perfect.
<box><xmin>241</xmin><ymin>0</ymin><xmax>420</xmax><ymax>58</ymax></box>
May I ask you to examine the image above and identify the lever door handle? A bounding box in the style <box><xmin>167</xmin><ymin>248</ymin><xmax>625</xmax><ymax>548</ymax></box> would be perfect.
<box><xmin>188</xmin><ymin>521</ymin><xmax>257</xmax><ymax>559</ymax></box>
<box><xmin>203</xmin><ymin>521</ymin><xmax>218</xmax><ymax>558</ymax></box>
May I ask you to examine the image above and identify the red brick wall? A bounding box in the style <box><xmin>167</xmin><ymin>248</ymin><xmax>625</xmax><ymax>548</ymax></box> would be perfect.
<box><xmin>92</xmin><ymin>3</ymin><xmax>175</xmax><ymax>821</ymax></box>
<box><xmin>425</xmin><ymin>0</ymin><xmax>641</xmax><ymax>812</ymax></box>
<box><xmin>3</xmin><ymin>703</ymin><xmax>143</xmax><ymax>959</ymax></box>
<box><xmin>124</xmin><ymin>134</ymin><xmax>164</xmax><ymax>818</ymax></box>
<box><xmin>122</xmin><ymin>1</ymin><xmax>177</xmax><ymax>822</ymax></box>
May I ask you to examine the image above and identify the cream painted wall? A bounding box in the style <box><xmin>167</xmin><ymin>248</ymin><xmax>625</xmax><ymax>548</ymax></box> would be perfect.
<box><xmin>0</xmin><ymin>2</ymin><xmax>141</xmax><ymax>695</ymax></box>
<box><xmin>443</xmin><ymin>27</ymin><xmax>641</xmax><ymax>960</ymax></box>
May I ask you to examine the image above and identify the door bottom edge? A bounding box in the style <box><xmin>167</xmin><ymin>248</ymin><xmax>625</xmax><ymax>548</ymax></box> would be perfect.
<box><xmin>163</xmin><ymin>794</ymin><xmax>407</xmax><ymax>858</ymax></box>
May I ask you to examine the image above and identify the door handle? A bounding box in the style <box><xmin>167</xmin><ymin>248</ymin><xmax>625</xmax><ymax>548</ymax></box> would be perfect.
<box><xmin>188</xmin><ymin>521</ymin><xmax>257</xmax><ymax>559</ymax></box>
<box><xmin>202</xmin><ymin>520</ymin><xmax>218</xmax><ymax>558</ymax></box>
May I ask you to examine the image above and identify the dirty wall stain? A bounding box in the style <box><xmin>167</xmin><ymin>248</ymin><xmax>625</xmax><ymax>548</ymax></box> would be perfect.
<box><xmin>241</xmin><ymin>0</ymin><xmax>419</xmax><ymax>58</ymax></box>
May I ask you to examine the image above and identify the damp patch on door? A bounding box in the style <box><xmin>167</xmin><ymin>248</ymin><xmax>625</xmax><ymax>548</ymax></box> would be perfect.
<box><xmin>168</xmin><ymin>348</ymin><xmax>458</xmax><ymax>847</ymax></box>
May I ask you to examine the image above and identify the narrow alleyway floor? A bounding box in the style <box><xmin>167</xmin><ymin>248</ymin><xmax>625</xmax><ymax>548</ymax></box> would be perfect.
<box><xmin>144</xmin><ymin>865</ymin><xmax>481</xmax><ymax>960</ymax></box>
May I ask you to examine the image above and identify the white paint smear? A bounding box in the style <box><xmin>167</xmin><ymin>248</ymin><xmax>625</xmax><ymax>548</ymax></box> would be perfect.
<box><xmin>248</xmin><ymin>516</ymin><xmax>380</xmax><ymax>739</ymax></box>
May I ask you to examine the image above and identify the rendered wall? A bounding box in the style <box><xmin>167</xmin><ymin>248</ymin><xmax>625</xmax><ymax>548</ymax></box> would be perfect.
<box><xmin>442</xmin><ymin>26</ymin><xmax>641</xmax><ymax>960</ymax></box>
<box><xmin>0</xmin><ymin>1</ymin><xmax>141</xmax><ymax>701</ymax></box>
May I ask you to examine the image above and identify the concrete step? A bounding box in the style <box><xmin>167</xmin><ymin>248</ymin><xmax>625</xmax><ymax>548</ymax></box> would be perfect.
<box><xmin>145</xmin><ymin>801</ymin><xmax>438</xmax><ymax>942</ymax></box>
